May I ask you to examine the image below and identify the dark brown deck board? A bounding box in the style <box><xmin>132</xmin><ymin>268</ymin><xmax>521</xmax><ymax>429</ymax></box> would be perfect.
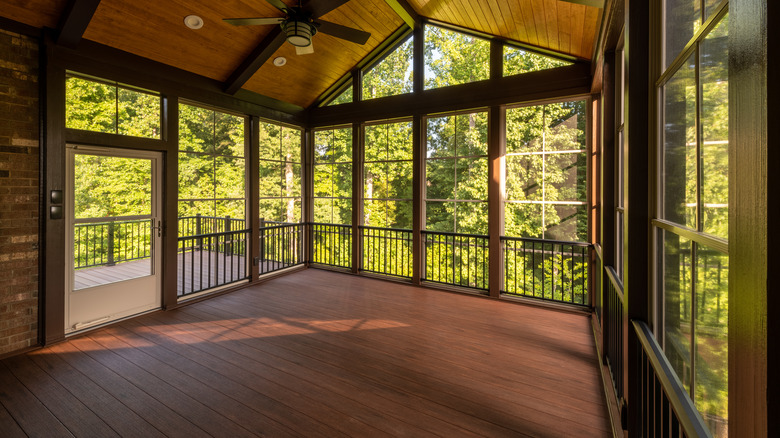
<box><xmin>27</xmin><ymin>350</ymin><xmax>166</xmax><ymax>438</ymax></box>
<box><xmin>0</xmin><ymin>390</ymin><xmax>26</xmax><ymax>438</ymax></box>
<box><xmin>0</xmin><ymin>361</ymin><xmax>73</xmax><ymax>437</ymax></box>
<box><xmin>3</xmin><ymin>354</ymin><xmax>119</xmax><ymax>437</ymax></box>
<box><xmin>1</xmin><ymin>268</ymin><xmax>610</xmax><ymax>437</ymax></box>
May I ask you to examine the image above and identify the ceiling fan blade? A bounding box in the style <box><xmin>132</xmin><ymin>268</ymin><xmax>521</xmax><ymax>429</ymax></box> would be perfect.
<box><xmin>224</xmin><ymin>17</ymin><xmax>284</xmax><ymax>26</ymax></box>
<box><xmin>303</xmin><ymin>0</ymin><xmax>349</xmax><ymax>18</ymax></box>
<box><xmin>296</xmin><ymin>42</ymin><xmax>314</xmax><ymax>55</ymax></box>
<box><xmin>264</xmin><ymin>0</ymin><xmax>289</xmax><ymax>12</ymax></box>
<box><xmin>316</xmin><ymin>20</ymin><xmax>371</xmax><ymax>45</ymax></box>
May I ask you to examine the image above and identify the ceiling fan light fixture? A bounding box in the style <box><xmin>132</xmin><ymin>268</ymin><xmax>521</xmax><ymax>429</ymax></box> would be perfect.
<box><xmin>283</xmin><ymin>20</ymin><xmax>314</xmax><ymax>47</ymax></box>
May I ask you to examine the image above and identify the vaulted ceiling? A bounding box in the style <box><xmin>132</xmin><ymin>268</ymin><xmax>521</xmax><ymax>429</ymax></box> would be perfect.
<box><xmin>1</xmin><ymin>0</ymin><xmax>602</xmax><ymax>109</ymax></box>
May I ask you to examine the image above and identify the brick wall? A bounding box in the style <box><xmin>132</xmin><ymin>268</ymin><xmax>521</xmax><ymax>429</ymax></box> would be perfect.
<box><xmin>0</xmin><ymin>29</ymin><xmax>39</xmax><ymax>356</ymax></box>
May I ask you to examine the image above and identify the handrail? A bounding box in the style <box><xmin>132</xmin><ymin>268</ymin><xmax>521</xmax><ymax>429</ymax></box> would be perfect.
<box><xmin>632</xmin><ymin>320</ymin><xmax>712</xmax><ymax>438</ymax></box>
<box><xmin>604</xmin><ymin>265</ymin><xmax>623</xmax><ymax>301</ymax></box>
<box><xmin>421</xmin><ymin>229</ymin><xmax>488</xmax><ymax>239</ymax></box>
<box><xmin>74</xmin><ymin>214</ymin><xmax>151</xmax><ymax>224</ymax></box>
<box><xmin>501</xmin><ymin>235</ymin><xmax>592</xmax><ymax>247</ymax></box>
<box><xmin>358</xmin><ymin>224</ymin><xmax>413</xmax><ymax>233</ymax></box>
<box><xmin>176</xmin><ymin>228</ymin><xmax>251</xmax><ymax>241</ymax></box>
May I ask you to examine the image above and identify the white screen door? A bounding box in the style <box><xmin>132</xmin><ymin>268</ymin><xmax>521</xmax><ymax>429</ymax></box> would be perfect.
<box><xmin>65</xmin><ymin>146</ymin><xmax>162</xmax><ymax>334</ymax></box>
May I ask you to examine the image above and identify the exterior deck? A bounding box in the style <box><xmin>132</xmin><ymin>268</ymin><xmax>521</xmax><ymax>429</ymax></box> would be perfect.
<box><xmin>1</xmin><ymin>269</ymin><xmax>610</xmax><ymax>437</ymax></box>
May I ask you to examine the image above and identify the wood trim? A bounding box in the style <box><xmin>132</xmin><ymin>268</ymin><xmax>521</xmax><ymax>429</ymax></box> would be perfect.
<box><xmin>411</xmin><ymin>115</ymin><xmax>423</xmax><ymax>284</ymax></box>
<box><xmin>600</xmin><ymin>50</ymin><xmax>616</xmax><ymax>269</ymax></box>
<box><xmin>351</xmin><ymin>123</ymin><xmax>362</xmax><ymax>274</ymax></box>
<box><xmin>412</xmin><ymin>25</ymin><xmax>424</xmax><ymax>94</ymax></box>
<box><xmin>162</xmin><ymin>95</ymin><xmax>179</xmax><ymax>310</ymax></box>
<box><xmin>309</xmin><ymin>63</ymin><xmax>592</xmax><ymax>126</ymax></box>
<box><xmin>56</xmin><ymin>0</ymin><xmax>100</xmax><ymax>48</ymax></box>
<box><xmin>248</xmin><ymin>117</ymin><xmax>261</xmax><ymax>281</ymax></box>
<box><xmin>43</xmin><ymin>35</ymin><xmax>67</xmax><ymax>346</ymax></box>
<box><xmin>303</xmin><ymin>129</ymin><xmax>314</xmax><ymax>265</ymax></box>
<box><xmin>487</xmin><ymin>106</ymin><xmax>504</xmax><ymax>298</ymax></box>
<box><xmin>64</xmin><ymin>129</ymin><xmax>167</xmax><ymax>152</ymax></box>
<box><xmin>489</xmin><ymin>39</ymin><xmax>502</xmax><ymax>80</ymax></box>
<box><xmin>731</xmin><ymin>0</ymin><xmax>773</xmax><ymax>435</ymax></box>
<box><xmin>223</xmin><ymin>27</ymin><xmax>286</xmax><ymax>96</ymax></box>
<box><xmin>624</xmin><ymin>0</ymin><xmax>652</xmax><ymax>433</ymax></box>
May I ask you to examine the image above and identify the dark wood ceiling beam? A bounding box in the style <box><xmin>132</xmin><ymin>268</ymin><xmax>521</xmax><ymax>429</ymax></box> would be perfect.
<box><xmin>383</xmin><ymin>0</ymin><xmax>420</xmax><ymax>28</ymax></box>
<box><xmin>223</xmin><ymin>27</ymin><xmax>286</xmax><ymax>95</ymax></box>
<box><xmin>57</xmin><ymin>0</ymin><xmax>101</xmax><ymax>48</ymax></box>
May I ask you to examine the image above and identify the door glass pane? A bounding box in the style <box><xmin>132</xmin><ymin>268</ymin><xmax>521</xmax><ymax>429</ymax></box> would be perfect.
<box><xmin>73</xmin><ymin>154</ymin><xmax>153</xmax><ymax>290</ymax></box>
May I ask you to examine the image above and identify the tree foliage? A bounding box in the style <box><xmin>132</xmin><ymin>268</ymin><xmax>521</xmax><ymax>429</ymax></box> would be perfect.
<box><xmin>259</xmin><ymin>122</ymin><xmax>302</xmax><ymax>223</ymax></box>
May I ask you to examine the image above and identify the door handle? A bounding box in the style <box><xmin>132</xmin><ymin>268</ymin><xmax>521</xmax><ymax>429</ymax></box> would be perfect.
<box><xmin>151</xmin><ymin>220</ymin><xmax>162</xmax><ymax>237</ymax></box>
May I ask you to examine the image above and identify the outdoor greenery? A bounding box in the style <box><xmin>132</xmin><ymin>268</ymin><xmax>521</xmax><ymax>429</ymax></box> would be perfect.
<box><xmin>425</xmin><ymin>25</ymin><xmax>489</xmax><ymax>89</ymax></box>
<box><xmin>363</xmin><ymin>37</ymin><xmax>413</xmax><ymax>100</ymax></box>
<box><xmin>505</xmin><ymin>100</ymin><xmax>588</xmax><ymax>241</ymax></box>
<box><xmin>66</xmin><ymin>74</ymin><xmax>160</xmax><ymax>138</ymax></box>
<box><xmin>178</xmin><ymin>104</ymin><xmax>246</xmax><ymax>226</ymax></box>
<box><xmin>426</xmin><ymin>111</ymin><xmax>489</xmax><ymax>234</ymax></box>
<box><xmin>258</xmin><ymin>122</ymin><xmax>302</xmax><ymax>223</ymax></box>
<box><xmin>504</xmin><ymin>45</ymin><xmax>571</xmax><ymax>76</ymax></box>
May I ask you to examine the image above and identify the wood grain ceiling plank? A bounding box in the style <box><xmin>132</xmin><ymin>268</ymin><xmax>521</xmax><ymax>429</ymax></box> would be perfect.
<box><xmin>529</xmin><ymin>0</ymin><xmax>549</xmax><ymax>49</ymax></box>
<box><xmin>543</xmin><ymin>0</ymin><xmax>560</xmax><ymax>53</ymax></box>
<box><xmin>439</xmin><ymin>0</ymin><xmax>470</xmax><ymax>31</ymax></box>
<box><xmin>461</xmin><ymin>0</ymin><xmax>496</xmax><ymax>35</ymax></box>
<box><xmin>82</xmin><ymin>0</ymin><xmax>274</xmax><ymax>81</ymax></box>
<box><xmin>569</xmin><ymin>3</ymin><xmax>586</xmax><ymax>58</ymax></box>
<box><xmin>431</xmin><ymin>1</ymin><xmax>459</xmax><ymax>27</ymax></box>
<box><xmin>495</xmin><ymin>0</ymin><xmax>527</xmax><ymax>43</ymax></box>
<box><xmin>518</xmin><ymin>0</ymin><xmax>539</xmax><ymax>47</ymax></box>
<box><xmin>556</xmin><ymin>1</ymin><xmax>572</xmax><ymax>55</ymax></box>
<box><xmin>580</xmin><ymin>5</ymin><xmax>599</xmax><ymax>59</ymax></box>
<box><xmin>485</xmin><ymin>0</ymin><xmax>508</xmax><ymax>35</ymax></box>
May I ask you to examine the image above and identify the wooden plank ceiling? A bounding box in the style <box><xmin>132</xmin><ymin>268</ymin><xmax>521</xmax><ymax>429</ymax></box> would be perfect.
<box><xmin>406</xmin><ymin>0</ymin><xmax>601</xmax><ymax>60</ymax></box>
<box><xmin>0</xmin><ymin>0</ymin><xmax>600</xmax><ymax>109</ymax></box>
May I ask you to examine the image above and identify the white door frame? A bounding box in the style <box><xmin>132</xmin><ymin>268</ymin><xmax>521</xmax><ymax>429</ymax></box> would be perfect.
<box><xmin>65</xmin><ymin>145</ymin><xmax>163</xmax><ymax>334</ymax></box>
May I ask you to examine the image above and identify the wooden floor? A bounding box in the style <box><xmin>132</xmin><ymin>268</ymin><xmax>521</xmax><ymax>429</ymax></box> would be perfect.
<box><xmin>0</xmin><ymin>269</ymin><xmax>611</xmax><ymax>437</ymax></box>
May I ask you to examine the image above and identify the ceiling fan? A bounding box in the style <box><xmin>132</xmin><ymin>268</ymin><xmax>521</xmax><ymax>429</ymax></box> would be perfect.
<box><xmin>224</xmin><ymin>0</ymin><xmax>371</xmax><ymax>55</ymax></box>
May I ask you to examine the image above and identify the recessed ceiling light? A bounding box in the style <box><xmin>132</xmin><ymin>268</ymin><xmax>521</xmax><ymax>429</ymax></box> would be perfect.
<box><xmin>184</xmin><ymin>15</ymin><xmax>204</xmax><ymax>30</ymax></box>
<box><xmin>273</xmin><ymin>57</ymin><xmax>287</xmax><ymax>67</ymax></box>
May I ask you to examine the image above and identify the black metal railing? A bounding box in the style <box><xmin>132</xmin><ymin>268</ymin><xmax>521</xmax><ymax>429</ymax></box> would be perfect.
<box><xmin>259</xmin><ymin>221</ymin><xmax>304</xmax><ymax>275</ymax></box>
<box><xmin>633</xmin><ymin>320</ymin><xmax>711</xmax><ymax>437</ymax></box>
<box><xmin>501</xmin><ymin>237</ymin><xmax>590</xmax><ymax>306</ymax></box>
<box><xmin>177</xmin><ymin>228</ymin><xmax>249</xmax><ymax>297</ymax></box>
<box><xmin>422</xmin><ymin>230</ymin><xmax>488</xmax><ymax>291</ymax></box>
<box><xmin>359</xmin><ymin>226</ymin><xmax>413</xmax><ymax>279</ymax></box>
<box><xmin>604</xmin><ymin>266</ymin><xmax>625</xmax><ymax>407</ymax></box>
<box><xmin>178</xmin><ymin>214</ymin><xmax>245</xmax><ymax>239</ymax></box>
<box><xmin>74</xmin><ymin>218</ymin><xmax>152</xmax><ymax>269</ymax></box>
<box><xmin>310</xmin><ymin>223</ymin><xmax>352</xmax><ymax>269</ymax></box>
